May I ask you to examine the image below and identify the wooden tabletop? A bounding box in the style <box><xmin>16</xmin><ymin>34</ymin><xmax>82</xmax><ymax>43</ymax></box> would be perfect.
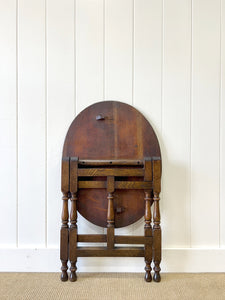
<box><xmin>62</xmin><ymin>101</ymin><xmax>161</xmax><ymax>228</ymax></box>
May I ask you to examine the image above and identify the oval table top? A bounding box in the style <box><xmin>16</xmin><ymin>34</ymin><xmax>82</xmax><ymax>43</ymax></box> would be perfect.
<box><xmin>63</xmin><ymin>101</ymin><xmax>161</xmax><ymax>228</ymax></box>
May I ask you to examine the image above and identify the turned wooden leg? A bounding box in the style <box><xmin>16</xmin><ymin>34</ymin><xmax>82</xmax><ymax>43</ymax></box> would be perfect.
<box><xmin>69</xmin><ymin>192</ymin><xmax>78</xmax><ymax>282</ymax></box>
<box><xmin>60</xmin><ymin>192</ymin><xmax>69</xmax><ymax>281</ymax></box>
<box><xmin>107</xmin><ymin>192</ymin><xmax>115</xmax><ymax>249</ymax></box>
<box><xmin>107</xmin><ymin>176</ymin><xmax>115</xmax><ymax>250</ymax></box>
<box><xmin>153</xmin><ymin>191</ymin><xmax>161</xmax><ymax>282</ymax></box>
<box><xmin>144</xmin><ymin>190</ymin><xmax>152</xmax><ymax>282</ymax></box>
<box><xmin>61</xmin><ymin>260</ymin><xmax>68</xmax><ymax>282</ymax></box>
<box><xmin>70</xmin><ymin>261</ymin><xmax>77</xmax><ymax>282</ymax></box>
<box><xmin>145</xmin><ymin>262</ymin><xmax>152</xmax><ymax>282</ymax></box>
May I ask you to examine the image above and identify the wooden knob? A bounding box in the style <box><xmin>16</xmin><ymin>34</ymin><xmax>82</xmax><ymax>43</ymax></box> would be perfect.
<box><xmin>96</xmin><ymin>114</ymin><xmax>105</xmax><ymax>120</ymax></box>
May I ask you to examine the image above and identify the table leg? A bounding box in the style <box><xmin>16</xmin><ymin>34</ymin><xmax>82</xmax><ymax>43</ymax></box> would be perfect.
<box><xmin>153</xmin><ymin>191</ymin><xmax>161</xmax><ymax>282</ymax></box>
<box><xmin>69</xmin><ymin>192</ymin><xmax>77</xmax><ymax>282</ymax></box>
<box><xmin>60</xmin><ymin>192</ymin><xmax>69</xmax><ymax>281</ymax></box>
<box><xmin>144</xmin><ymin>191</ymin><xmax>152</xmax><ymax>282</ymax></box>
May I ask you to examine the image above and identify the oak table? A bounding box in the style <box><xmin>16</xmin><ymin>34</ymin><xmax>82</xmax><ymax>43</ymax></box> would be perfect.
<box><xmin>60</xmin><ymin>101</ymin><xmax>162</xmax><ymax>282</ymax></box>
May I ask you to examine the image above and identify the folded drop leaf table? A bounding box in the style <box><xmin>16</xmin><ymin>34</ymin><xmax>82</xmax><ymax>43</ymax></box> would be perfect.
<box><xmin>60</xmin><ymin>101</ymin><xmax>162</xmax><ymax>282</ymax></box>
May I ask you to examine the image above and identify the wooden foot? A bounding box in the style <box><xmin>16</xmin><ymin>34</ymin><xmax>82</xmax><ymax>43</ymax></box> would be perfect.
<box><xmin>69</xmin><ymin>261</ymin><xmax>77</xmax><ymax>282</ymax></box>
<box><xmin>144</xmin><ymin>262</ymin><xmax>152</xmax><ymax>282</ymax></box>
<box><xmin>153</xmin><ymin>262</ymin><xmax>161</xmax><ymax>282</ymax></box>
<box><xmin>60</xmin><ymin>260</ymin><xmax>68</xmax><ymax>281</ymax></box>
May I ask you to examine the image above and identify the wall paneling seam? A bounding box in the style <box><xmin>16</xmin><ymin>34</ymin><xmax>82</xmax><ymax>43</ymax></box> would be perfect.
<box><xmin>132</xmin><ymin>0</ymin><xmax>134</xmax><ymax>106</ymax></box>
<box><xmin>160</xmin><ymin>0</ymin><xmax>164</xmax><ymax>213</ymax></box>
<box><xmin>161</xmin><ymin>0</ymin><xmax>164</xmax><ymax>134</ymax></box>
<box><xmin>103</xmin><ymin>0</ymin><xmax>105</xmax><ymax>101</ymax></box>
<box><xmin>190</xmin><ymin>0</ymin><xmax>193</xmax><ymax>249</ymax></box>
<box><xmin>74</xmin><ymin>0</ymin><xmax>77</xmax><ymax>116</ymax></box>
<box><xmin>219</xmin><ymin>0</ymin><xmax>222</xmax><ymax>248</ymax></box>
<box><xmin>16</xmin><ymin>0</ymin><xmax>19</xmax><ymax>248</ymax></box>
<box><xmin>45</xmin><ymin>0</ymin><xmax>47</xmax><ymax>248</ymax></box>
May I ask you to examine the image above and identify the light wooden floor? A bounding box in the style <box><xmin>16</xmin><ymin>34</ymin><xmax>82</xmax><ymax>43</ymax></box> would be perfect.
<box><xmin>0</xmin><ymin>273</ymin><xmax>225</xmax><ymax>300</ymax></box>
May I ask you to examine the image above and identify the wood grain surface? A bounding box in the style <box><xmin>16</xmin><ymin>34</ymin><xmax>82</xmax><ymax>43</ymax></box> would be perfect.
<box><xmin>63</xmin><ymin>101</ymin><xmax>161</xmax><ymax>228</ymax></box>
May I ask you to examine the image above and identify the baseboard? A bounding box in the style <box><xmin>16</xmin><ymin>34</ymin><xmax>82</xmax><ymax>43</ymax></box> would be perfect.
<box><xmin>0</xmin><ymin>248</ymin><xmax>225</xmax><ymax>272</ymax></box>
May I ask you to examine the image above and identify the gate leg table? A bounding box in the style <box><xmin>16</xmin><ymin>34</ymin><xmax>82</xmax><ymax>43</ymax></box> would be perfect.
<box><xmin>60</xmin><ymin>101</ymin><xmax>162</xmax><ymax>282</ymax></box>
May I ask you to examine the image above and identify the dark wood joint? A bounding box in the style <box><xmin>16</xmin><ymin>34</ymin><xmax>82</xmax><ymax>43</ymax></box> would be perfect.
<box><xmin>107</xmin><ymin>176</ymin><xmax>115</xmax><ymax>193</ymax></box>
<box><xmin>70</xmin><ymin>157</ymin><xmax>78</xmax><ymax>193</ymax></box>
<box><xmin>61</xmin><ymin>157</ymin><xmax>70</xmax><ymax>193</ymax></box>
<box><xmin>144</xmin><ymin>157</ymin><xmax>152</xmax><ymax>182</ymax></box>
<box><xmin>152</xmin><ymin>158</ymin><xmax>161</xmax><ymax>194</ymax></box>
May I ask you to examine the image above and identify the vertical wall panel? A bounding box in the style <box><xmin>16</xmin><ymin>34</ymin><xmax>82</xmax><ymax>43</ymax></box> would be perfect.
<box><xmin>105</xmin><ymin>0</ymin><xmax>133</xmax><ymax>104</ymax></box>
<box><xmin>132</xmin><ymin>0</ymin><xmax>162</xmax><ymax>236</ymax></box>
<box><xmin>76</xmin><ymin>0</ymin><xmax>104</xmax><ymax>237</ymax></box>
<box><xmin>0</xmin><ymin>0</ymin><xmax>17</xmax><ymax>246</ymax></box>
<box><xmin>47</xmin><ymin>0</ymin><xmax>75</xmax><ymax>246</ymax></box>
<box><xmin>76</xmin><ymin>0</ymin><xmax>104</xmax><ymax>113</ymax></box>
<box><xmin>191</xmin><ymin>0</ymin><xmax>220</xmax><ymax>247</ymax></box>
<box><xmin>162</xmin><ymin>0</ymin><xmax>191</xmax><ymax>247</ymax></box>
<box><xmin>104</xmin><ymin>0</ymin><xmax>133</xmax><ymax>236</ymax></box>
<box><xmin>18</xmin><ymin>0</ymin><xmax>46</xmax><ymax>246</ymax></box>
<box><xmin>220</xmin><ymin>0</ymin><xmax>225</xmax><ymax>247</ymax></box>
<box><xmin>133</xmin><ymin>0</ymin><xmax>162</xmax><ymax>132</ymax></box>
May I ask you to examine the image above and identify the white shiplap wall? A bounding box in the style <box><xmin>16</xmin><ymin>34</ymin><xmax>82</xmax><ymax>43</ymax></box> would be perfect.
<box><xmin>0</xmin><ymin>0</ymin><xmax>225</xmax><ymax>272</ymax></box>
